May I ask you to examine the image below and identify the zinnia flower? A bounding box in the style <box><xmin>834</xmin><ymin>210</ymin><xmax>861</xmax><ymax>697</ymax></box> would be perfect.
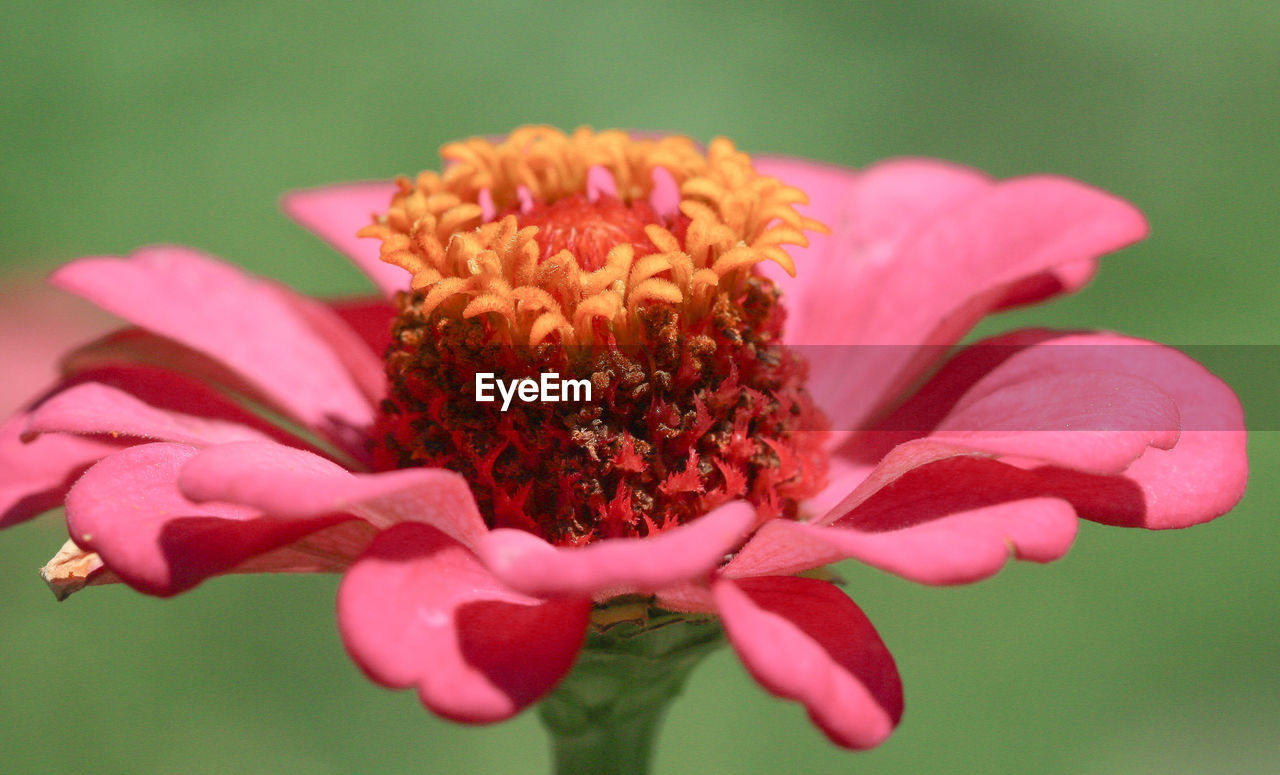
<box><xmin>1</xmin><ymin>127</ymin><xmax>1247</xmax><ymax>761</ymax></box>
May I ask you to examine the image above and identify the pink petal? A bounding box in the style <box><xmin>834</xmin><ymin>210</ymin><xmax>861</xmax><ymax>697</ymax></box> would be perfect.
<box><xmin>281</xmin><ymin>182</ymin><xmax>408</xmax><ymax>297</ymax></box>
<box><xmin>759</xmin><ymin>160</ymin><xmax>1141</xmax><ymax>352</ymax></box>
<box><xmin>61</xmin><ymin>328</ymin><xmax>279</xmax><ymax>406</ymax></box>
<box><xmin>811</xmin><ymin>433</ymin><xmax>1144</xmax><ymax>548</ymax></box>
<box><xmin>810</xmin><ymin>390</ymin><xmax>1177</xmax><ymax>539</ymax></box>
<box><xmin>714</xmin><ymin>576</ymin><xmax>903</xmax><ymax>749</ymax></box>
<box><xmin>26</xmin><ymin>382</ymin><xmax>274</xmax><ymax>446</ymax></box>
<box><xmin>865</xmin><ymin>172</ymin><xmax>1144</xmax><ymax>334</ymax></box>
<box><xmin>338</xmin><ymin>522</ymin><xmax>591</xmax><ymax>723</ymax></box>
<box><xmin>477</xmin><ymin>501</ymin><xmax>755</xmax><ymax>598</ymax></box>
<box><xmin>726</xmin><ymin>333</ymin><xmax>1211</xmax><ymax>581</ymax></box>
<box><xmin>1</xmin><ymin>358</ymin><xmax>279</xmax><ymax>528</ymax></box>
<box><xmin>929</xmin><ymin>370</ymin><xmax>1181</xmax><ymax>473</ymax></box>
<box><xmin>56</xmin><ymin>333</ymin><xmax>337</xmax><ymax>458</ymax></box>
<box><xmin>66</xmin><ymin>443</ymin><xmax>351</xmax><ymax>596</ymax></box>
<box><xmin>726</xmin><ymin>496</ymin><xmax>1078</xmax><ymax>584</ymax></box>
<box><xmin>816</xmin><ymin>332</ymin><xmax>1188</xmax><ymax>511</ymax></box>
<box><xmin>273</xmin><ymin>292</ymin><xmax>387</xmax><ymax>407</ymax></box>
<box><xmin>836</xmin><ymin>331</ymin><xmax>1247</xmax><ymax>529</ymax></box>
<box><xmin>750</xmin><ymin>433</ymin><xmax>1236</xmax><ymax>583</ymax></box>
<box><xmin>751</xmin><ymin>156</ymin><xmax>990</xmax><ymax>343</ymax></box>
<box><xmin>178</xmin><ymin>440</ymin><xmax>489</xmax><ymax>548</ymax></box>
<box><xmin>843</xmin><ymin>331</ymin><xmax>1168</xmax><ymax>446</ymax></box>
<box><xmin>1004</xmin><ymin>333</ymin><xmax>1246</xmax><ymax>529</ymax></box>
<box><xmin>769</xmin><ymin>166</ymin><xmax>1147</xmax><ymax>431</ymax></box>
<box><xmin>53</xmin><ymin>362</ymin><xmax>314</xmax><ymax>448</ymax></box>
<box><xmin>50</xmin><ymin>247</ymin><xmax>375</xmax><ymax>452</ymax></box>
<box><xmin>0</xmin><ymin>411</ymin><xmax>121</xmax><ymax>528</ymax></box>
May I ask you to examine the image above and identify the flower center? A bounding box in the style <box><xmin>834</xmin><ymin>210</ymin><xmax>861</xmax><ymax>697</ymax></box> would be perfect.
<box><xmin>518</xmin><ymin>193</ymin><xmax>672</xmax><ymax>272</ymax></box>
<box><xmin>363</xmin><ymin>127</ymin><xmax>830</xmax><ymax>545</ymax></box>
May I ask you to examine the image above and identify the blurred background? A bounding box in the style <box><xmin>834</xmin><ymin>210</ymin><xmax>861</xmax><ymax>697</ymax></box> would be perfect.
<box><xmin>2</xmin><ymin>1</ymin><xmax>1276</xmax><ymax>773</ymax></box>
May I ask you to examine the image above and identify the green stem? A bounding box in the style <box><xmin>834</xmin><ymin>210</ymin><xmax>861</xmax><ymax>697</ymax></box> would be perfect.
<box><xmin>538</xmin><ymin>616</ymin><xmax>725</xmax><ymax>775</ymax></box>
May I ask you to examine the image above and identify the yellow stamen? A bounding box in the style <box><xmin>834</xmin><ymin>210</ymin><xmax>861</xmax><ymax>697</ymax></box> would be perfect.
<box><xmin>359</xmin><ymin>126</ymin><xmax>827</xmax><ymax>345</ymax></box>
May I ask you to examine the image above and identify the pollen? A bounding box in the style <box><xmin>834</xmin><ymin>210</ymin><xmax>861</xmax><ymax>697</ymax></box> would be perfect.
<box><xmin>358</xmin><ymin>126</ymin><xmax>826</xmax><ymax>347</ymax></box>
<box><xmin>367</xmin><ymin>127</ymin><xmax>830</xmax><ymax>545</ymax></box>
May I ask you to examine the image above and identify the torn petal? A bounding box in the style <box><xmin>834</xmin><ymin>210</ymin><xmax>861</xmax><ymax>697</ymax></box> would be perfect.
<box><xmin>40</xmin><ymin>538</ymin><xmax>121</xmax><ymax>601</ymax></box>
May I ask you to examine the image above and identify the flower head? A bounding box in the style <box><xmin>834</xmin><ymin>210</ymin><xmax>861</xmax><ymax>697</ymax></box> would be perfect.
<box><xmin>365</xmin><ymin>129</ymin><xmax>828</xmax><ymax>543</ymax></box>
<box><xmin>1</xmin><ymin>127</ymin><xmax>1247</xmax><ymax>752</ymax></box>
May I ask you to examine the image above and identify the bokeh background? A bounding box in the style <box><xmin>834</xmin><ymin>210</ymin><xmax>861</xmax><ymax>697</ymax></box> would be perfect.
<box><xmin>2</xmin><ymin>2</ymin><xmax>1276</xmax><ymax>773</ymax></box>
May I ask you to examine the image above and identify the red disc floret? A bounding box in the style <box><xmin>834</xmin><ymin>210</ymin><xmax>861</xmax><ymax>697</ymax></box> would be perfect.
<box><xmin>372</xmin><ymin>197</ymin><xmax>828</xmax><ymax>546</ymax></box>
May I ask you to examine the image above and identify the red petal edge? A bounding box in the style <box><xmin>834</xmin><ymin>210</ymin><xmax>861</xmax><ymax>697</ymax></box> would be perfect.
<box><xmin>66</xmin><ymin>442</ymin><xmax>350</xmax><ymax>596</ymax></box>
<box><xmin>337</xmin><ymin>522</ymin><xmax>591</xmax><ymax>723</ymax></box>
<box><xmin>714</xmin><ymin>575</ymin><xmax>903</xmax><ymax>749</ymax></box>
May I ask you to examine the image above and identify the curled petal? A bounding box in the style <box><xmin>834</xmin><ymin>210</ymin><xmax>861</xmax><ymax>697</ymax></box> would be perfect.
<box><xmin>0</xmin><ymin>411</ymin><xmax>121</xmax><ymax>528</ymax></box>
<box><xmin>282</xmin><ymin>182</ymin><xmax>408</xmax><ymax>297</ymax></box>
<box><xmin>3</xmin><ymin>363</ymin><xmax>323</xmax><ymax>528</ymax></box>
<box><xmin>762</xmin><ymin>165</ymin><xmax>1147</xmax><ymax>431</ymax></box>
<box><xmin>714</xmin><ymin>576</ymin><xmax>903</xmax><ymax>750</ymax></box>
<box><xmin>178</xmin><ymin>440</ymin><xmax>488</xmax><ymax>548</ymax></box>
<box><xmin>726</xmin><ymin>497</ymin><xmax>1078</xmax><ymax>584</ymax></box>
<box><xmin>57</xmin><ymin>363</ymin><xmax>312</xmax><ymax>446</ymax></box>
<box><xmin>338</xmin><ymin>523</ymin><xmax>591</xmax><ymax>723</ymax></box>
<box><xmin>51</xmin><ymin>247</ymin><xmax>375</xmax><ymax>451</ymax></box>
<box><xmin>66</xmin><ymin>443</ymin><xmax>351</xmax><ymax>596</ymax></box>
<box><xmin>817</xmin><ymin>423</ymin><xmax>1162</xmax><ymax>542</ymax></box>
<box><xmin>477</xmin><ymin>501</ymin><xmax>755</xmax><ymax>598</ymax></box>
<box><xmin>929</xmin><ymin>370</ymin><xmax>1181</xmax><ymax>474</ymax></box>
<box><xmin>751</xmin><ymin>156</ymin><xmax>990</xmax><ymax>346</ymax></box>
<box><xmin>1016</xmin><ymin>334</ymin><xmax>1247</xmax><ymax>529</ymax></box>
<box><xmin>862</xmin><ymin>174</ymin><xmax>1143</xmax><ymax>348</ymax></box>
<box><xmin>838</xmin><ymin>332</ymin><xmax>1247</xmax><ymax>529</ymax></box>
<box><xmin>26</xmin><ymin>382</ymin><xmax>274</xmax><ymax>446</ymax></box>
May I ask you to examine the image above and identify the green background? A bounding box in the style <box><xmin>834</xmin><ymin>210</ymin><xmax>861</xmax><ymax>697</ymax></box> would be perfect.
<box><xmin>2</xmin><ymin>1</ymin><xmax>1276</xmax><ymax>773</ymax></box>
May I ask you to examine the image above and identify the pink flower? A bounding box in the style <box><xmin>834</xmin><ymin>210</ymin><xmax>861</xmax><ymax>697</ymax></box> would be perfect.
<box><xmin>1</xmin><ymin>129</ymin><xmax>1247</xmax><ymax>751</ymax></box>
